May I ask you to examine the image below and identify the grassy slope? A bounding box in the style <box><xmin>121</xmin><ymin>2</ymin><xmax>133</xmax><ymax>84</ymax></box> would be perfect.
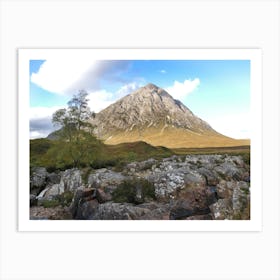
<box><xmin>103</xmin><ymin>126</ymin><xmax>250</xmax><ymax>148</ymax></box>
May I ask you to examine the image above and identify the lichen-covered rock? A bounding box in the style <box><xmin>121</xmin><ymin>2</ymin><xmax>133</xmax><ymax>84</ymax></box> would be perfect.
<box><xmin>69</xmin><ymin>187</ymin><xmax>96</xmax><ymax>218</ymax></box>
<box><xmin>232</xmin><ymin>181</ymin><xmax>250</xmax><ymax>219</ymax></box>
<box><xmin>30</xmin><ymin>167</ymin><xmax>48</xmax><ymax>195</ymax></box>
<box><xmin>197</xmin><ymin>167</ymin><xmax>219</xmax><ymax>186</ymax></box>
<box><xmin>216</xmin><ymin>180</ymin><xmax>235</xmax><ymax>199</ymax></box>
<box><xmin>88</xmin><ymin>169</ymin><xmax>125</xmax><ymax>189</ymax></box>
<box><xmin>60</xmin><ymin>168</ymin><xmax>82</xmax><ymax>191</ymax></box>
<box><xmin>153</xmin><ymin>171</ymin><xmax>185</xmax><ymax>199</ymax></box>
<box><xmin>209</xmin><ymin>199</ymin><xmax>233</xmax><ymax>220</ymax></box>
<box><xmin>91</xmin><ymin>202</ymin><xmax>150</xmax><ymax>220</ymax></box>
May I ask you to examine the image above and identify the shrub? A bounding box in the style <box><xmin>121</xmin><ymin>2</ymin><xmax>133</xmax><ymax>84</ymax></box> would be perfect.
<box><xmin>42</xmin><ymin>199</ymin><xmax>61</xmax><ymax>208</ymax></box>
<box><xmin>112</xmin><ymin>177</ymin><xmax>155</xmax><ymax>204</ymax></box>
<box><xmin>90</xmin><ymin>157</ymin><xmax>120</xmax><ymax>169</ymax></box>
<box><xmin>58</xmin><ymin>191</ymin><xmax>74</xmax><ymax>206</ymax></box>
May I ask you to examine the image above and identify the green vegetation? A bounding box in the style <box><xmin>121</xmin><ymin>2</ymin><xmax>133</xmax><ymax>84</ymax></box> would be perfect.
<box><xmin>41</xmin><ymin>191</ymin><xmax>74</xmax><ymax>208</ymax></box>
<box><xmin>30</xmin><ymin>139</ymin><xmax>172</xmax><ymax>172</ymax></box>
<box><xmin>112</xmin><ymin>177</ymin><xmax>156</xmax><ymax>204</ymax></box>
<box><xmin>42</xmin><ymin>200</ymin><xmax>61</xmax><ymax>208</ymax></box>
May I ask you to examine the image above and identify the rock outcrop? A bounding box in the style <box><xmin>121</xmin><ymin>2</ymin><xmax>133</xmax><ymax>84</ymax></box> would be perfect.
<box><xmin>30</xmin><ymin>154</ymin><xmax>250</xmax><ymax>220</ymax></box>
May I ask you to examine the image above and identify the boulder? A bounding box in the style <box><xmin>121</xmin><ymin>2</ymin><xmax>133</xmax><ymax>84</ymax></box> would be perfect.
<box><xmin>76</xmin><ymin>199</ymin><xmax>99</xmax><ymax>220</ymax></box>
<box><xmin>184</xmin><ymin>172</ymin><xmax>206</xmax><ymax>188</ymax></box>
<box><xmin>232</xmin><ymin>181</ymin><xmax>250</xmax><ymax>219</ymax></box>
<box><xmin>153</xmin><ymin>171</ymin><xmax>185</xmax><ymax>199</ymax></box>
<box><xmin>46</xmin><ymin>172</ymin><xmax>61</xmax><ymax>185</ymax></box>
<box><xmin>197</xmin><ymin>167</ymin><xmax>219</xmax><ymax>186</ymax></box>
<box><xmin>209</xmin><ymin>199</ymin><xmax>233</xmax><ymax>220</ymax></box>
<box><xmin>30</xmin><ymin>194</ymin><xmax>37</xmax><ymax>206</ymax></box>
<box><xmin>216</xmin><ymin>180</ymin><xmax>234</xmax><ymax>199</ymax></box>
<box><xmin>30</xmin><ymin>167</ymin><xmax>48</xmax><ymax>195</ymax></box>
<box><xmin>96</xmin><ymin>188</ymin><xmax>112</xmax><ymax>203</ymax></box>
<box><xmin>88</xmin><ymin>169</ymin><xmax>125</xmax><ymax>189</ymax></box>
<box><xmin>69</xmin><ymin>187</ymin><xmax>96</xmax><ymax>218</ymax></box>
<box><xmin>170</xmin><ymin>184</ymin><xmax>216</xmax><ymax>219</ymax></box>
<box><xmin>60</xmin><ymin>168</ymin><xmax>82</xmax><ymax>192</ymax></box>
<box><xmin>91</xmin><ymin>202</ymin><xmax>150</xmax><ymax>220</ymax></box>
<box><xmin>214</xmin><ymin>162</ymin><xmax>244</xmax><ymax>181</ymax></box>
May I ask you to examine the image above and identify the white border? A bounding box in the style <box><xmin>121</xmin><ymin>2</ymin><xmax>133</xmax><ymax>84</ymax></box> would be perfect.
<box><xmin>18</xmin><ymin>48</ymin><xmax>262</xmax><ymax>231</ymax></box>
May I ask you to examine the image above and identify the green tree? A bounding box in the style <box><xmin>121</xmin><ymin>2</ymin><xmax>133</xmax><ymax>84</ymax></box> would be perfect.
<box><xmin>52</xmin><ymin>90</ymin><xmax>96</xmax><ymax>167</ymax></box>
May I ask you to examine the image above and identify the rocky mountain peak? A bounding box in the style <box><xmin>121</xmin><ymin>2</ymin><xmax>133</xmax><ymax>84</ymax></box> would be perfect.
<box><xmin>90</xmin><ymin>83</ymin><xmax>219</xmax><ymax>147</ymax></box>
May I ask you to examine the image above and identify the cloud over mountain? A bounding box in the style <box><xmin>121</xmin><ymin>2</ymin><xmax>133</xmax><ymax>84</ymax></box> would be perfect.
<box><xmin>165</xmin><ymin>78</ymin><xmax>200</xmax><ymax>100</ymax></box>
<box><xmin>30</xmin><ymin>59</ymin><xmax>131</xmax><ymax>95</ymax></box>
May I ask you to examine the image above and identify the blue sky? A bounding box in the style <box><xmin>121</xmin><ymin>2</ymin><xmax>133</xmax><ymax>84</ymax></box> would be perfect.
<box><xmin>29</xmin><ymin>59</ymin><xmax>250</xmax><ymax>139</ymax></box>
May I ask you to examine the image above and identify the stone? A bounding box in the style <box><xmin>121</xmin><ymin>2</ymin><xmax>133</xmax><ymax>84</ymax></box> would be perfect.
<box><xmin>30</xmin><ymin>206</ymin><xmax>72</xmax><ymax>220</ymax></box>
<box><xmin>69</xmin><ymin>187</ymin><xmax>96</xmax><ymax>218</ymax></box>
<box><xmin>45</xmin><ymin>183</ymin><xmax>65</xmax><ymax>197</ymax></box>
<box><xmin>60</xmin><ymin>168</ymin><xmax>82</xmax><ymax>192</ymax></box>
<box><xmin>96</xmin><ymin>188</ymin><xmax>112</xmax><ymax>203</ymax></box>
<box><xmin>186</xmin><ymin>214</ymin><xmax>212</xmax><ymax>220</ymax></box>
<box><xmin>169</xmin><ymin>200</ymin><xmax>195</xmax><ymax>219</ymax></box>
<box><xmin>197</xmin><ymin>167</ymin><xmax>219</xmax><ymax>186</ymax></box>
<box><xmin>214</xmin><ymin>162</ymin><xmax>244</xmax><ymax>181</ymax></box>
<box><xmin>91</xmin><ymin>202</ymin><xmax>150</xmax><ymax>220</ymax></box>
<box><xmin>30</xmin><ymin>194</ymin><xmax>37</xmax><ymax>206</ymax></box>
<box><xmin>209</xmin><ymin>199</ymin><xmax>233</xmax><ymax>220</ymax></box>
<box><xmin>76</xmin><ymin>199</ymin><xmax>99</xmax><ymax>220</ymax></box>
<box><xmin>88</xmin><ymin>169</ymin><xmax>125</xmax><ymax>189</ymax></box>
<box><xmin>184</xmin><ymin>172</ymin><xmax>206</xmax><ymax>188</ymax></box>
<box><xmin>216</xmin><ymin>180</ymin><xmax>234</xmax><ymax>199</ymax></box>
<box><xmin>46</xmin><ymin>172</ymin><xmax>61</xmax><ymax>185</ymax></box>
<box><xmin>232</xmin><ymin>181</ymin><xmax>250</xmax><ymax>219</ymax></box>
<box><xmin>30</xmin><ymin>167</ymin><xmax>48</xmax><ymax>195</ymax></box>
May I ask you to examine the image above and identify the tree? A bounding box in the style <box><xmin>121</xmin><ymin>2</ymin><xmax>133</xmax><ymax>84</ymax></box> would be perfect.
<box><xmin>52</xmin><ymin>90</ymin><xmax>96</xmax><ymax>167</ymax></box>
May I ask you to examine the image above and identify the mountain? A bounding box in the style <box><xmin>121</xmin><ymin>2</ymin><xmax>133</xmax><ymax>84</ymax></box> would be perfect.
<box><xmin>90</xmin><ymin>83</ymin><xmax>249</xmax><ymax>148</ymax></box>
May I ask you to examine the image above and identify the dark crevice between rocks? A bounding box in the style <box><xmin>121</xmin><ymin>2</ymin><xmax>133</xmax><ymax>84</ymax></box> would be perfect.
<box><xmin>169</xmin><ymin>207</ymin><xmax>211</xmax><ymax>220</ymax></box>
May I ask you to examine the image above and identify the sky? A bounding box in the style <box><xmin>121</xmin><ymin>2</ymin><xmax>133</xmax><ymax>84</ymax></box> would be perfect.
<box><xmin>29</xmin><ymin>59</ymin><xmax>250</xmax><ymax>139</ymax></box>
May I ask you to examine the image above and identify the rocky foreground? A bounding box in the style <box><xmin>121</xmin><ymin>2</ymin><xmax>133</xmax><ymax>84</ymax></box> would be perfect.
<box><xmin>30</xmin><ymin>154</ymin><xmax>250</xmax><ymax>220</ymax></box>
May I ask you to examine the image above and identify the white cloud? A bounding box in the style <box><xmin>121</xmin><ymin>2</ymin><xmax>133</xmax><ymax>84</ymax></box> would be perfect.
<box><xmin>207</xmin><ymin>113</ymin><xmax>250</xmax><ymax>139</ymax></box>
<box><xmin>115</xmin><ymin>82</ymin><xmax>141</xmax><ymax>99</ymax></box>
<box><xmin>88</xmin><ymin>90</ymin><xmax>115</xmax><ymax>113</ymax></box>
<box><xmin>30</xmin><ymin>59</ymin><xmax>131</xmax><ymax>95</ymax></box>
<box><xmin>88</xmin><ymin>82</ymin><xmax>142</xmax><ymax>113</ymax></box>
<box><xmin>165</xmin><ymin>78</ymin><xmax>200</xmax><ymax>100</ymax></box>
<box><xmin>160</xmin><ymin>69</ymin><xmax>166</xmax><ymax>74</ymax></box>
<box><xmin>31</xmin><ymin>58</ymin><xmax>97</xmax><ymax>94</ymax></box>
<box><xmin>29</xmin><ymin>106</ymin><xmax>63</xmax><ymax>139</ymax></box>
